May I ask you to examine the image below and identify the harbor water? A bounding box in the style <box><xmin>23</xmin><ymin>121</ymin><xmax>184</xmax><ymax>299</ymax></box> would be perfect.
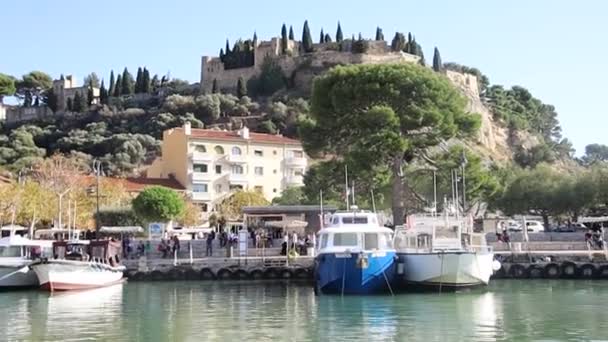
<box><xmin>1</xmin><ymin>280</ymin><xmax>608</xmax><ymax>341</ymax></box>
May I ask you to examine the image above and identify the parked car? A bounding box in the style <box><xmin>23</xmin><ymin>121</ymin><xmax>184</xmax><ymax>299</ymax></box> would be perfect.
<box><xmin>525</xmin><ymin>221</ymin><xmax>545</xmax><ymax>233</ymax></box>
<box><xmin>554</xmin><ymin>223</ymin><xmax>587</xmax><ymax>232</ymax></box>
<box><xmin>506</xmin><ymin>220</ymin><xmax>522</xmax><ymax>232</ymax></box>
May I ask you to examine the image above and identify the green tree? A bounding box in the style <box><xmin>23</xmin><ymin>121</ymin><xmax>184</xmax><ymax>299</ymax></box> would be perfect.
<box><xmin>319</xmin><ymin>28</ymin><xmax>325</xmax><ymax>44</ymax></box>
<box><xmin>432</xmin><ymin>47</ymin><xmax>443</xmax><ymax>72</ymax></box>
<box><xmin>66</xmin><ymin>97</ymin><xmax>73</xmax><ymax>111</ymax></box>
<box><xmin>16</xmin><ymin>71</ymin><xmax>53</xmax><ymax>106</ymax></box>
<box><xmin>108</xmin><ymin>70</ymin><xmax>115</xmax><ymax>97</ymax></box>
<box><xmin>142</xmin><ymin>67</ymin><xmax>151</xmax><ymax>93</ymax></box>
<box><xmin>84</xmin><ymin>72</ymin><xmax>100</xmax><ymax>88</ymax></box>
<box><xmin>132</xmin><ymin>186</ymin><xmax>185</xmax><ymax>223</ymax></box>
<box><xmin>246</xmin><ymin>57</ymin><xmax>286</xmax><ymax>97</ymax></box>
<box><xmin>114</xmin><ymin>74</ymin><xmax>122</xmax><ymax>97</ymax></box>
<box><xmin>99</xmin><ymin>79</ymin><xmax>108</xmax><ymax>104</ymax></box>
<box><xmin>583</xmin><ymin>144</ymin><xmax>608</xmax><ymax>164</ymax></box>
<box><xmin>135</xmin><ymin>67</ymin><xmax>143</xmax><ymax>93</ymax></box>
<box><xmin>289</xmin><ymin>25</ymin><xmax>295</xmax><ymax>40</ymax></box>
<box><xmin>218</xmin><ymin>190</ymin><xmax>269</xmax><ymax>220</ymax></box>
<box><xmin>336</xmin><ymin>22</ymin><xmax>343</xmax><ymax>42</ymax></box>
<box><xmin>375</xmin><ymin>27</ymin><xmax>384</xmax><ymax>41</ymax></box>
<box><xmin>44</xmin><ymin>87</ymin><xmax>58</xmax><ymax>112</ymax></box>
<box><xmin>300</xmin><ymin>63</ymin><xmax>480</xmax><ymax>225</ymax></box>
<box><xmin>0</xmin><ymin>73</ymin><xmax>16</xmax><ymax>102</ymax></box>
<box><xmin>281</xmin><ymin>23</ymin><xmax>288</xmax><ymax>54</ymax></box>
<box><xmin>87</xmin><ymin>86</ymin><xmax>94</xmax><ymax>106</ymax></box>
<box><xmin>72</xmin><ymin>91</ymin><xmax>86</xmax><ymax>112</ymax></box>
<box><xmin>236</xmin><ymin>77</ymin><xmax>247</xmax><ymax>98</ymax></box>
<box><xmin>302</xmin><ymin>20</ymin><xmax>314</xmax><ymax>53</ymax></box>
<box><xmin>324</xmin><ymin>34</ymin><xmax>332</xmax><ymax>43</ymax></box>
<box><xmin>121</xmin><ymin>68</ymin><xmax>134</xmax><ymax>95</ymax></box>
<box><xmin>212</xmin><ymin>79</ymin><xmax>219</xmax><ymax>93</ymax></box>
<box><xmin>272</xmin><ymin>187</ymin><xmax>305</xmax><ymax>205</ymax></box>
<box><xmin>391</xmin><ymin>32</ymin><xmax>406</xmax><ymax>51</ymax></box>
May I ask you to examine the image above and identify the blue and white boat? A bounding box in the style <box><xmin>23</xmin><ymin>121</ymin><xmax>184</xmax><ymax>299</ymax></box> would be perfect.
<box><xmin>314</xmin><ymin>208</ymin><xmax>396</xmax><ymax>295</ymax></box>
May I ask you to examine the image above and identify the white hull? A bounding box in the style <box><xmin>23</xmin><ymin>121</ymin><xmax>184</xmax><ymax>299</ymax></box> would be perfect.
<box><xmin>399</xmin><ymin>252</ymin><xmax>495</xmax><ymax>287</ymax></box>
<box><xmin>0</xmin><ymin>259</ymin><xmax>38</xmax><ymax>288</ymax></box>
<box><xmin>32</xmin><ymin>260</ymin><xmax>125</xmax><ymax>292</ymax></box>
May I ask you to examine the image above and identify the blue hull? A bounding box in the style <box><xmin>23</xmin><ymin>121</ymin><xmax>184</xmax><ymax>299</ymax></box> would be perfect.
<box><xmin>314</xmin><ymin>252</ymin><xmax>397</xmax><ymax>295</ymax></box>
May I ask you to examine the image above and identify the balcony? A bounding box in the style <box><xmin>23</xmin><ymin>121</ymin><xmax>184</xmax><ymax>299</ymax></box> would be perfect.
<box><xmin>228</xmin><ymin>173</ymin><xmax>248</xmax><ymax>184</ymax></box>
<box><xmin>190</xmin><ymin>191</ymin><xmax>211</xmax><ymax>201</ymax></box>
<box><xmin>285</xmin><ymin>175</ymin><xmax>304</xmax><ymax>186</ymax></box>
<box><xmin>190</xmin><ymin>151</ymin><xmax>214</xmax><ymax>162</ymax></box>
<box><xmin>191</xmin><ymin>172</ymin><xmax>212</xmax><ymax>182</ymax></box>
<box><xmin>284</xmin><ymin>156</ymin><xmax>307</xmax><ymax>167</ymax></box>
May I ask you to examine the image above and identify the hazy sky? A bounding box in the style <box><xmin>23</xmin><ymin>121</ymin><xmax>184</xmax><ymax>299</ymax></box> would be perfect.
<box><xmin>2</xmin><ymin>0</ymin><xmax>606</xmax><ymax>155</ymax></box>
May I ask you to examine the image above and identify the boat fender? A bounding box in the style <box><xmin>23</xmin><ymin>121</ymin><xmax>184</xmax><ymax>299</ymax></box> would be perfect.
<box><xmin>288</xmin><ymin>250</ymin><xmax>298</xmax><ymax>260</ymax></box>
<box><xmin>509</xmin><ymin>264</ymin><xmax>528</xmax><ymax>278</ymax></box>
<box><xmin>492</xmin><ymin>260</ymin><xmax>502</xmax><ymax>272</ymax></box>
<box><xmin>543</xmin><ymin>263</ymin><xmax>561</xmax><ymax>279</ymax></box>
<box><xmin>528</xmin><ymin>265</ymin><xmax>544</xmax><ymax>278</ymax></box>
<box><xmin>560</xmin><ymin>261</ymin><xmax>578</xmax><ymax>278</ymax></box>
<box><xmin>597</xmin><ymin>265</ymin><xmax>608</xmax><ymax>279</ymax></box>
<box><xmin>579</xmin><ymin>264</ymin><xmax>597</xmax><ymax>279</ymax></box>
<box><xmin>356</xmin><ymin>253</ymin><xmax>369</xmax><ymax>269</ymax></box>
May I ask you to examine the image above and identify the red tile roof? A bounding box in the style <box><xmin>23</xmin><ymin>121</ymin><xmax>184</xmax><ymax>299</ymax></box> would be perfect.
<box><xmin>174</xmin><ymin>128</ymin><xmax>302</xmax><ymax>145</ymax></box>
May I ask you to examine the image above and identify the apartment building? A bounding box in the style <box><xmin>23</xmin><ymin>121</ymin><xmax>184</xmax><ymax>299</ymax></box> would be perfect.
<box><xmin>147</xmin><ymin>122</ymin><xmax>308</xmax><ymax>215</ymax></box>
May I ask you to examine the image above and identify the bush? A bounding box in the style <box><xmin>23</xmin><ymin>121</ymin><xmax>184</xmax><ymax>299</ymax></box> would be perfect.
<box><xmin>247</xmin><ymin>57</ymin><xmax>286</xmax><ymax>97</ymax></box>
<box><xmin>96</xmin><ymin>207</ymin><xmax>141</xmax><ymax>227</ymax></box>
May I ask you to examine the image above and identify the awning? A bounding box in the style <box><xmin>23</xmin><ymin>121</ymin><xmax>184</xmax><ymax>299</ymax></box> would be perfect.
<box><xmin>1</xmin><ymin>224</ymin><xmax>27</xmax><ymax>231</ymax></box>
<box><xmin>578</xmin><ymin>217</ymin><xmax>608</xmax><ymax>223</ymax></box>
<box><xmin>100</xmin><ymin>226</ymin><xmax>144</xmax><ymax>234</ymax></box>
<box><xmin>0</xmin><ymin>235</ymin><xmax>52</xmax><ymax>247</ymax></box>
<box><xmin>265</xmin><ymin>220</ymin><xmax>308</xmax><ymax>229</ymax></box>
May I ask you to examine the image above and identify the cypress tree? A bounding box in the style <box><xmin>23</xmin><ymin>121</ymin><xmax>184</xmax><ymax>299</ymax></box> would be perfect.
<box><xmin>358</xmin><ymin>33</ymin><xmax>363</xmax><ymax>40</ymax></box>
<box><xmin>253</xmin><ymin>31</ymin><xmax>258</xmax><ymax>45</ymax></box>
<box><xmin>375</xmin><ymin>27</ymin><xmax>384</xmax><ymax>41</ymax></box>
<box><xmin>289</xmin><ymin>26</ymin><xmax>294</xmax><ymax>40</ymax></box>
<box><xmin>34</xmin><ymin>97</ymin><xmax>39</xmax><ymax>106</ymax></box>
<box><xmin>135</xmin><ymin>67</ymin><xmax>143</xmax><ymax>93</ymax></box>
<box><xmin>66</xmin><ymin>97</ymin><xmax>73</xmax><ymax>112</ymax></box>
<box><xmin>236</xmin><ymin>77</ymin><xmax>246</xmax><ymax>98</ymax></box>
<box><xmin>408</xmin><ymin>32</ymin><xmax>413</xmax><ymax>44</ymax></box>
<box><xmin>320</xmin><ymin>29</ymin><xmax>324</xmax><ymax>44</ymax></box>
<box><xmin>281</xmin><ymin>23</ymin><xmax>288</xmax><ymax>54</ymax></box>
<box><xmin>87</xmin><ymin>86</ymin><xmax>94</xmax><ymax>106</ymax></box>
<box><xmin>114</xmin><ymin>75</ymin><xmax>122</xmax><ymax>97</ymax></box>
<box><xmin>73</xmin><ymin>91</ymin><xmax>84</xmax><ymax>112</ymax></box>
<box><xmin>142</xmin><ymin>68</ymin><xmax>151</xmax><ymax>93</ymax></box>
<box><xmin>225</xmin><ymin>39</ymin><xmax>231</xmax><ymax>54</ymax></box>
<box><xmin>100</xmin><ymin>80</ymin><xmax>108</xmax><ymax>104</ymax></box>
<box><xmin>391</xmin><ymin>32</ymin><xmax>405</xmax><ymax>51</ymax></box>
<box><xmin>46</xmin><ymin>87</ymin><xmax>58</xmax><ymax>112</ymax></box>
<box><xmin>212</xmin><ymin>79</ymin><xmax>219</xmax><ymax>93</ymax></box>
<box><xmin>302</xmin><ymin>20</ymin><xmax>313</xmax><ymax>53</ymax></box>
<box><xmin>108</xmin><ymin>70</ymin><xmax>115</xmax><ymax>97</ymax></box>
<box><xmin>324</xmin><ymin>34</ymin><xmax>332</xmax><ymax>43</ymax></box>
<box><xmin>121</xmin><ymin>67</ymin><xmax>134</xmax><ymax>95</ymax></box>
<box><xmin>432</xmin><ymin>47</ymin><xmax>443</xmax><ymax>72</ymax></box>
<box><xmin>336</xmin><ymin>22</ymin><xmax>343</xmax><ymax>42</ymax></box>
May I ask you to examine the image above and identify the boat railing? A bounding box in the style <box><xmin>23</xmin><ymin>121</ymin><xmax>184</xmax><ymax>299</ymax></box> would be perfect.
<box><xmin>465</xmin><ymin>244</ymin><xmax>493</xmax><ymax>253</ymax></box>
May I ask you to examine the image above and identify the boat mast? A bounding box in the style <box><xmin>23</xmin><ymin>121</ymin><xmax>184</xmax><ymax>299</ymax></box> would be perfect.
<box><xmin>319</xmin><ymin>189</ymin><xmax>324</xmax><ymax>229</ymax></box>
<box><xmin>345</xmin><ymin>165</ymin><xmax>349</xmax><ymax>210</ymax></box>
<box><xmin>371</xmin><ymin>189</ymin><xmax>376</xmax><ymax>213</ymax></box>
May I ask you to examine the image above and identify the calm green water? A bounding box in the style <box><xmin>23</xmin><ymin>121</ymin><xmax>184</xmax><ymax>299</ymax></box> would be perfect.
<box><xmin>1</xmin><ymin>280</ymin><xmax>607</xmax><ymax>342</ymax></box>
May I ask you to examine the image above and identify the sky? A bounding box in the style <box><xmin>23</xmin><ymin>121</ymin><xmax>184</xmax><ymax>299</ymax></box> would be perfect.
<box><xmin>1</xmin><ymin>0</ymin><xmax>606</xmax><ymax>155</ymax></box>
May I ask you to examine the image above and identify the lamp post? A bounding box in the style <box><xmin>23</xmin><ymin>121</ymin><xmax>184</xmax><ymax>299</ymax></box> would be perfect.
<box><xmin>92</xmin><ymin>159</ymin><xmax>102</xmax><ymax>237</ymax></box>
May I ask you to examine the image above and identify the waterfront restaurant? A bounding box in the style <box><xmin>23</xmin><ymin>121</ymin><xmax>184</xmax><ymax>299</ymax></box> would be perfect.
<box><xmin>242</xmin><ymin>205</ymin><xmax>338</xmax><ymax>236</ymax></box>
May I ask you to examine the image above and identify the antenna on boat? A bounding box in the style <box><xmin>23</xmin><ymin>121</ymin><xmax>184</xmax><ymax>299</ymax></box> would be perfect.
<box><xmin>351</xmin><ymin>180</ymin><xmax>356</xmax><ymax>206</ymax></box>
<box><xmin>344</xmin><ymin>165</ymin><xmax>350</xmax><ymax>210</ymax></box>
<box><xmin>370</xmin><ymin>189</ymin><xmax>376</xmax><ymax>213</ymax></box>
<box><xmin>433</xmin><ymin>170</ymin><xmax>437</xmax><ymax>218</ymax></box>
<box><xmin>319</xmin><ymin>189</ymin><xmax>324</xmax><ymax>229</ymax></box>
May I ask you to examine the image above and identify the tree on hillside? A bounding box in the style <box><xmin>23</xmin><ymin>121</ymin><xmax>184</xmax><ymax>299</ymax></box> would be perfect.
<box><xmin>44</xmin><ymin>87</ymin><xmax>58</xmax><ymax>112</ymax></box>
<box><xmin>247</xmin><ymin>57</ymin><xmax>286</xmax><ymax>97</ymax></box>
<box><xmin>299</xmin><ymin>63</ymin><xmax>480</xmax><ymax>225</ymax></box>
<box><xmin>132</xmin><ymin>186</ymin><xmax>185</xmax><ymax>223</ymax></box>
<box><xmin>66</xmin><ymin>97</ymin><xmax>73</xmax><ymax>112</ymax></box>
<box><xmin>100</xmin><ymin>80</ymin><xmax>108</xmax><ymax>104</ymax></box>
<box><xmin>391</xmin><ymin>32</ymin><xmax>406</xmax><ymax>51</ymax></box>
<box><xmin>236</xmin><ymin>77</ymin><xmax>247</xmax><ymax>98</ymax></box>
<box><xmin>324</xmin><ymin>34</ymin><xmax>332</xmax><ymax>43</ymax></box>
<box><xmin>135</xmin><ymin>67</ymin><xmax>143</xmax><ymax>93</ymax></box>
<box><xmin>302</xmin><ymin>20</ymin><xmax>314</xmax><ymax>53</ymax></box>
<box><xmin>336</xmin><ymin>22</ymin><xmax>343</xmax><ymax>42</ymax></box>
<box><xmin>121</xmin><ymin>68</ymin><xmax>134</xmax><ymax>95</ymax></box>
<box><xmin>272</xmin><ymin>187</ymin><xmax>305</xmax><ymax>205</ymax></box>
<box><xmin>142</xmin><ymin>67</ymin><xmax>151</xmax><ymax>93</ymax></box>
<box><xmin>281</xmin><ymin>23</ymin><xmax>288</xmax><ymax>54</ymax></box>
<box><xmin>375</xmin><ymin>27</ymin><xmax>384</xmax><ymax>41</ymax></box>
<box><xmin>219</xmin><ymin>190</ymin><xmax>269</xmax><ymax>220</ymax></box>
<box><xmin>87</xmin><ymin>86</ymin><xmax>94</xmax><ymax>106</ymax></box>
<box><xmin>16</xmin><ymin>71</ymin><xmax>53</xmax><ymax>107</ymax></box>
<box><xmin>108</xmin><ymin>71</ymin><xmax>115</xmax><ymax>97</ymax></box>
<box><xmin>114</xmin><ymin>74</ymin><xmax>122</xmax><ymax>97</ymax></box>
<box><xmin>319</xmin><ymin>28</ymin><xmax>325</xmax><ymax>44</ymax></box>
<box><xmin>583</xmin><ymin>144</ymin><xmax>608</xmax><ymax>164</ymax></box>
<box><xmin>289</xmin><ymin>25</ymin><xmax>295</xmax><ymax>40</ymax></box>
<box><xmin>225</xmin><ymin>39</ymin><xmax>231</xmax><ymax>54</ymax></box>
<box><xmin>72</xmin><ymin>91</ymin><xmax>86</xmax><ymax>112</ymax></box>
<box><xmin>0</xmin><ymin>73</ymin><xmax>16</xmax><ymax>102</ymax></box>
<box><xmin>84</xmin><ymin>72</ymin><xmax>100</xmax><ymax>88</ymax></box>
<box><xmin>433</xmin><ymin>47</ymin><xmax>444</xmax><ymax>72</ymax></box>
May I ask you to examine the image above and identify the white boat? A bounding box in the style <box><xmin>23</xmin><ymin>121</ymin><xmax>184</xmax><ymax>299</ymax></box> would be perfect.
<box><xmin>394</xmin><ymin>214</ymin><xmax>500</xmax><ymax>289</ymax></box>
<box><xmin>0</xmin><ymin>235</ymin><xmax>52</xmax><ymax>288</ymax></box>
<box><xmin>31</xmin><ymin>240</ymin><xmax>125</xmax><ymax>292</ymax></box>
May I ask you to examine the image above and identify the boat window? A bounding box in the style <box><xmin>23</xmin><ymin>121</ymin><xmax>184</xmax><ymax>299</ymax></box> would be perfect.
<box><xmin>320</xmin><ymin>234</ymin><xmax>328</xmax><ymax>248</ymax></box>
<box><xmin>342</xmin><ymin>217</ymin><xmax>368</xmax><ymax>224</ymax></box>
<box><xmin>332</xmin><ymin>217</ymin><xmax>339</xmax><ymax>225</ymax></box>
<box><xmin>364</xmin><ymin>233</ymin><xmax>378</xmax><ymax>250</ymax></box>
<box><xmin>0</xmin><ymin>246</ymin><xmax>21</xmax><ymax>257</ymax></box>
<box><xmin>333</xmin><ymin>233</ymin><xmax>358</xmax><ymax>246</ymax></box>
<box><xmin>380</xmin><ymin>233</ymin><xmax>393</xmax><ymax>249</ymax></box>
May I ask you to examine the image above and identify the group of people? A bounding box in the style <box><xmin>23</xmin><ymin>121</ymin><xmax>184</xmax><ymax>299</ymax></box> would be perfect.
<box><xmin>280</xmin><ymin>232</ymin><xmax>314</xmax><ymax>256</ymax></box>
<box><xmin>157</xmin><ymin>235</ymin><xmax>181</xmax><ymax>258</ymax></box>
<box><xmin>585</xmin><ymin>227</ymin><xmax>605</xmax><ymax>250</ymax></box>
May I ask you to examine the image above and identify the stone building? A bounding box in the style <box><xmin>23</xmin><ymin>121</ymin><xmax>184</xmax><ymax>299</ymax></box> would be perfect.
<box><xmin>52</xmin><ymin>75</ymin><xmax>100</xmax><ymax>112</ymax></box>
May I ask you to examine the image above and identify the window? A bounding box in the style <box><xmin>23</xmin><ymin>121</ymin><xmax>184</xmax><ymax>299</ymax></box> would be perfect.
<box><xmin>194</xmin><ymin>145</ymin><xmax>206</xmax><ymax>153</ymax></box>
<box><xmin>254</xmin><ymin>186</ymin><xmax>263</xmax><ymax>193</ymax></box>
<box><xmin>231</xmin><ymin>165</ymin><xmax>244</xmax><ymax>174</ymax></box>
<box><xmin>215</xmin><ymin>165</ymin><xmax>222</xmax><ymax>174</ymax></box>
<box><xmin>364</xmin><ymin>233</ymin><xmax>379</xmax><ymax>250</ymax></box>
<box><xmin>320</xmin><ymin>234</ymin><xmax>328</xmax><ymax>248</ymax></box>
<box><xmin>254</xmin><ymin>167</ymin><xmax>263</xmax><ymax>176</ymax></box>
<box><xmin>0</xmin><ymin>246</ymin><xmax>21</xmax><ymax>257</ymax></box>
<box><xmin>192</xmin><ymin>184</ymin><xmax>208</xmax><ymax>193</ymax></box>
<box><xmin>214</xmin><ymin>146</ymin><xmax>224</xmax><ymax>155</ymax></box>
<box><xmin>193</xmin><ymin>163</ymin><xmax>208</xmax><ymax>173</ymax></box>
<box><xmin>254</xmin><ymin>150</ymin><xmax>263</xmax><ymax>157</ymax></box>
<box><xmin>342</xmin><ymin>216</ymin><xmax>368</xmax><ymax>224</ymax></box>
<box><xmin>333</xmin><ymin>233</ymin><xmax>358</xmax><ymax>246</ymax></box>
<box><xmin>293</xmin><ymin>150</ymin><xmax>304</xmax><ymax>158</ymax></box>
<box><xmin>231</xmin><ymin>146</ymin><xmax>242</xmax><ymax>155</ymax></box>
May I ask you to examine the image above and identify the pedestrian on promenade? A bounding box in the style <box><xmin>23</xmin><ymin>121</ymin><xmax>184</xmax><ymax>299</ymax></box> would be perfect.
<box><xmin>206</xmin><ymin>233</ymin><xmax>214</xmax><ymax>256</ymax></box>
<box><xmin>137</xmin><ymin>241</ymin><xmax>145</xmax><ymax>258</ymax></box>
<box><xmin>172</xmin><ymin>235</ymin><xmax>181</xmax><ymax>256</ymax></box>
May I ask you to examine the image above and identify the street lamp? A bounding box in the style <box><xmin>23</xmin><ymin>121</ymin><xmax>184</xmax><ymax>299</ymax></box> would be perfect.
<box><xmin>92</xmin><ymin>159</ymin><xmax>102</xmax><ymax>237</ymax></box>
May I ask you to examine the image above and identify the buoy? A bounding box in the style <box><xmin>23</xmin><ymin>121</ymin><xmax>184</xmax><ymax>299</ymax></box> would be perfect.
<box><xmin>528</xmin><ymin>265</ymin><xmax>544</xmax><ymax>278</ymax></box>
<box><xmin>560</xmin><ymin>261</ymin><xmax>578</xmax><ymax>278</ymax></box>
<box><xmin>509</xmin><ymin>264</ymin><xmax>528</xmax><ymax>278</ymax></box>
<box><xmin>217</xmin><ymin>268</ymin><xmax>233</xmax><ymax>280</ymax></box>
<box><xmin>492</xmin><ymin>260</ymin><xmax>502</xmax><ymax>272</ymax></box>
<box><xmin>544</xmin><ymin>263</ymin><xmax>561</xmax><ymax>279</ymax></box>
<box><xmin>249</xmin><ymin>269</ymin><xmax>264</xmax><ymax>280</ymax></box>
<box><xmin>200</xmin><ymin>268</ymin><xmax>216</xmax><ymax>280</ymax></box>
<box><xmin>579</xmin><ymin>264</ymin><xmax>597</xmax><ymax>279</ymax></box>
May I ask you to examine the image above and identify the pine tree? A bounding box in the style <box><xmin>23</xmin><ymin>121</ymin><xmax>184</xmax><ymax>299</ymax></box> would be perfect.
<box><xmin>289</xmin><ymin>26</ymin><xmax>294</xmax><ymax>40</ymax></box>
<box><xmin>302</xmin><ymin>20</ymin><xmax>314</xmax><ymax>53</ymax></box>
<box><xmin>391</xmin><ymin>32</ymin><xmax>406</xmax><ymax>51</ymax></box>
<box><xmin>121</xmin><ymin>67</ymin><xmax>134</xmax><ymax>95</ymax></box>
<box><xmin>34</xmin><ymin>97</ymin><xmax>39</xmax><ymax>106</ymax></box>
<box><xmin>100</xmin><ymin>79</ymin><xmax>108</xmax><ymax>104</ymax></box>
<box><xmin>135</xmin><ymin>67</ymin><xmax>143</xmax><ymax>93</ymax></box>
<box><xmin>320</xmin><ymin>29</ymin><xmax>324</xmax><ymax>44</ymax></box>
<box><xmin>336</xmin><ymin>22</ymin><xmax>343</xmax><ymax>42</ymax></box>
<box><xmin>375</xmin><ymin>27</ymin><xmax>384</xmax><ymax>41</ymax></box>
<box><xmin>236</xmin><ymin>77</ymin><xmax>246</xmax><ymax>98</ymax></box>
<box><xmin>408</xmin><ymin>32</ymin><xmax>413</xmax><ymax>44</ymax></box>
<box><xmin>219</xmin><ymin>48</ymin><xmax>225</xmax><ymax>62</ymax></box>
<box><xmin>142</xmin><ymin>68</ymin><xmax>151</xmax><ymax>93</ymax></box>
<box><xmin>432</xmin><ymin>47</ymin><xmax>443</xmax><ymax>72</ymax></box>
<box><xmin>114</xmin><ymin>75</ymin><xmax>122</xmax><ymax>97</ymax></box>
<box><xmin>281</xmin><ymin>23</ymin><xmax>288</xmax><ymax>54</ymax></box>
<box><xmin>324</xmin><ymin>34</ymin><xmax>332</xmax><ymax>43</ymax></box>
<box><xmin>108</xmin><ymin>71</ymin><xmax>115</xmax><ymax>97</ymax></box>
<box><xmin>212</xmin><ymin>79</ymin><xmax>219</xmax><ymax>93</ymax></box>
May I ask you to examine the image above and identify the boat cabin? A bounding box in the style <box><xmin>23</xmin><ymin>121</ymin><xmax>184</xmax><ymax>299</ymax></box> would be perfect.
<box><xmin>317</xmin><ymin>212</ymin><xmax>394</xmax><ymax>253</ymax></box>
<box><xmin>51</xmin><ymin>240</ymin><xmax>122</xmax><ymax>265</ymax></box>
<box><xmin>0</xmin><ymin>235</ymin><xmax>53</xmax><ymax>259</ymax></box>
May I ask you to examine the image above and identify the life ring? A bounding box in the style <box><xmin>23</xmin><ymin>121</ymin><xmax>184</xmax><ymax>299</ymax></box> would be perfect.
<box><xmin>249</xmin><ymin>269</ymin><xmax>264</xmax><ymax>280</ymax></box>
<box><xmin>560</xmin><ymin>261</ymin><xmax>578</xmax><ymax>278</ymax></box>
<box><xmin>543</xmin><ymin>263</ymin><xmax>561</xmax><ymax>279</ymax></box>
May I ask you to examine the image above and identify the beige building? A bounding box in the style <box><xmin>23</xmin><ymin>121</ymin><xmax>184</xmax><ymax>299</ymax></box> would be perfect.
<box><xmin>52</xmin><ymin>75</ymin><xmax>100</xmax><ymax>111</ymax></box>
<box><xmin>147</xmin><ymin>123</ymin><xmax>308</xmax><ymax>216</ymax></box>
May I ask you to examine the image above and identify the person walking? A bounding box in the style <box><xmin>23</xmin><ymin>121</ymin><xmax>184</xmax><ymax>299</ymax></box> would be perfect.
<box><xmin>206</xmin><ymin>233</ymin><xmax>214</xmax><ymax>257</ymax></box>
